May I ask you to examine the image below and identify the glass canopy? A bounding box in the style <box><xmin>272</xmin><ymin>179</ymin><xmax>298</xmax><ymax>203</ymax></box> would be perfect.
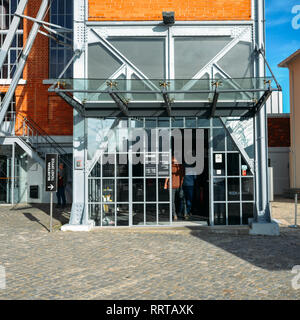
<box><xmin>49</xmin><ymin>77</ymin><xmax>278</xmax><ymax>118</ymax></box>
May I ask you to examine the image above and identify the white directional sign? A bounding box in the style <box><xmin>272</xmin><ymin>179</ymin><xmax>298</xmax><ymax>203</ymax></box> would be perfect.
<box><xmin>45</xmin><ymin>154</ymin><xmax>58</xmax><ymax>192</ymax></box>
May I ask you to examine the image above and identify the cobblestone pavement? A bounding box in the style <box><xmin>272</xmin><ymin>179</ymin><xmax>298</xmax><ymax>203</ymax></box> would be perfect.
<box><xmin>0</xmin><ymin>199</ymin><xmax>300</xmax><ymax>300</ymax></box>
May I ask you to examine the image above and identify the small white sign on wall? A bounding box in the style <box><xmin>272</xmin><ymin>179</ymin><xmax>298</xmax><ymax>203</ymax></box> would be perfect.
<box><xmin>215</xmin><ymin>154</ymin><xmax>223</xmax><ymax>163</ymax></box>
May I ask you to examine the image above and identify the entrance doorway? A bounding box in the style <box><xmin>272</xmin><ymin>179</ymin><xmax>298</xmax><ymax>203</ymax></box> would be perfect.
<box><xmin>171</xmin><ymin>129</ymin><xmax>209</xmax><ymax>224</ymax></box>
<box><xmin>88</xmin><ymin>123</ymin><xmax>210</xmax><ymax>227</ymax></box>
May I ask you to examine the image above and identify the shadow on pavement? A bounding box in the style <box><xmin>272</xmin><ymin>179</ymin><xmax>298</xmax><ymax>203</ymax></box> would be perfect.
<box><xmin>22</xmin><ymin>212</ymin><xmax>50</xmax><ymax>232</ymax></box>
<box><xmin>187</xmin><ymin>226</ymin><xmax>300</xmax><ymax>271</ymax></box>
<box><xmin>22</xmin><ymin>203</ymin><xmax>71</xmax><ymax>229</ymax></box>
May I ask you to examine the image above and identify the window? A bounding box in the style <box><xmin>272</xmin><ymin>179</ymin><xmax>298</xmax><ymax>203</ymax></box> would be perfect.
<box><xmin>0</xmin><ymin>0</ymin><xmax>23</xmax><ymax>79</ymax></box>
<box><xmin>49</xmin><ymin>0</ymin><xmax>73</xmax><ymax>79</ymax></box>
<box><xmin>0</xmin><ymin>93</ymin><xmax>15</xmax><ymax>120</ymax></box>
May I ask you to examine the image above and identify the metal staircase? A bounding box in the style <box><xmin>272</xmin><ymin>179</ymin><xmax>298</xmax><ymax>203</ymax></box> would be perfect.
<box><xmin>0</xmin><ymin>0</ymin><xmax>73</xmax><ymax>171</ymax></box>
<box><xmin>19</xmin><ymin>114</ymin><xmax>72</xmax><ymax>170</ymax></box>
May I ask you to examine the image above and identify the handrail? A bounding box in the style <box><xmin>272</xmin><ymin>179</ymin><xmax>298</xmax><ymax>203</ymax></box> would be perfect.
<box><xmin>18</xmin><ymin>113</ymin><xmax>72</xmax><ymax>170</ymax></box>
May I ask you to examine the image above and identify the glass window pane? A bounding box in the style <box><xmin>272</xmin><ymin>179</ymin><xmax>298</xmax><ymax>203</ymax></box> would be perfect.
<box><xmin>117</xmin><ymin>179</ymin><xmax>129</xmax><ymax>202</ymax></box>
<box><xmin>213</xmin><ymin>128</ymin><xmax>225</xmax><ymax>151</ymax></box>
<box><xmin>242</xmin><ymin>178</ymin><xmax>254</xmax><ymax>201</ymax></box>
<box><xmin>174</xmin><ymin>37</ymin><xmax>231</xmax><ymax>79</ymax></box>
<box><xmin>146</xmin><ymin>179</ymin><xmax>156</xmax><ymax>201</ymax></box>
<box><xmin>242</xmin><ymin>203</ymin><xmax>254</xmax><ymax>225</ymax></box>
<box><xmin>88</xmin><ymin>43</ymin><xmax>122</xmax><ymax>80</ymax></box>
<box><xmin>159</xmin><ymin>204</ymin><xmax>170</xmax><ymax>224</ymax></box>
<box><xmin>88</xmin><ymin>179</ymin><xmax>101</xmax><ymax>202</ymax></box>
<box><xmin>102</xmin><ymin>179</ymin><xmax>115</xmax><ymax>202</ymax></box>
<box><xmin>214</xmin><ymin>178</ymin><xmax>225</xmax><ymax>201</ymax></box>
<box><xmin>214</xmin><ymin>203</ymin><xmax>226</xmax><ymax>225</ymax></box>
<box><xmin>146</xmin><ymin>204</ymin><xmax>156</xmax><ymax>225</ymax></box>
<box><xmin>133</xmin><ymin>204</ymin><xmax>144</xmax><ymax>225</ymax></box>
<box><xmin>218</xmin><ymin>41</ymin><xmax>253</xmax><ymax>78</ymax></box>
<box><xmin>89</xmin><ymin>204</ymin><xmax>101</xmax><ymax>226</ymax></box>
<box><xmin>228</xmin><ymin>203</ymin><xmax>240</xmax><ymax>225</ymax></box>
<box><xmin>110</xmin><ymin>37</ymin><xmax>165</xmax><ymax>79</ymax></box>
<box><xmin>116</xmin><ymin>204</ymin><xmax>129</xmax><ymax>226</ymax></box>
<box><xmin>102</xmin><ymin>154</ymin><xmax>115</xmax><ymax>177</ymax></box>
<box><xmin>228</xmin><ymin>178</ymin><xmax>240</xmax><ymax>201</ymax></box>
<box><xmin>158</xmin><ymin>179</ymin><xmax>169</xmax><ymax>201</ymax></box>
<box><xmin>133</xmin><ymin>179</ymin><xmax>144</xmax><ymax>202</ymax></box>
<box><xmin>227</xmin><ymin>153</ymin><xmax>240</xmax><ymax>176</ymax></box>
<box><xmin>102</xmin><ymin>204</ymin><xmax>115</xmax><ymax>226</ymax></box>
<box><xmin>116</xmin><ymin>154</ymin><xmax>128</xmax><ymax>177</ymax></box>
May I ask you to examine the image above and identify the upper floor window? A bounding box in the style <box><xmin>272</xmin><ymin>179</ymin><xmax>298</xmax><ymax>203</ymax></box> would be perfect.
<box><xmin>0</xmin><ymin>0</ymin><xmax>23</xmax><ymax>79</ymax></box>
<box><xmin>49</xmin><ymin>0</ymin><xmax>73</xmax><ymax>79</ymax></box>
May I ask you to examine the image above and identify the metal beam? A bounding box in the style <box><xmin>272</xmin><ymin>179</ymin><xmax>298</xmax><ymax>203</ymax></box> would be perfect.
<box><xmin>108</xmin><ymin>90</ymin><xmax>129</xmax><ymax>116</ymax></box>
<box><xmin>252</xmin><ymin>89</ymin><xmax>272</xmax><ymax>115</ymax></box>
<box><xmin>14</xmin><ymin>13</ymin><xmax>72</xmax><ymax>33</ymax></box>
<box><xmin>210</xmin><ymin>91</ymin><xmax>219</xmax><ymax>118</ymax></box>
<box><xmin>257</xmin><ymin>48</ymin><xmax>282</xmax><ymax>91</ymax></box>
<box><xmin>55</xmin><ymin>91</ymin><xmax>85</xmax><ymax>117</ymax></box>
<box><xmin>0</xmin><ymin>0</ymin><xmax>28</xmax><ymax>70</ymax></box>
<box><xmin>0</xmin><ymin>0</ymin><xmax>49</xmax><ymax>125</ymax></box>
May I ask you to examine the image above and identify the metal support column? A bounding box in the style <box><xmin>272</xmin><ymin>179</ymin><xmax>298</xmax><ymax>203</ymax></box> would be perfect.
<box><xmin>0</xmin><ymin>0</ymin><xmax>49</xmax><ymax>125</ymax></box>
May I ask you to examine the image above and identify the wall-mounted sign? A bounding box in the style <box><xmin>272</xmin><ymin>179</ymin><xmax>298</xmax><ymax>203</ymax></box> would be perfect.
<box><xmin>215</xmin><ymin>154</ymin><xmax>223</xmax><ymax>163</ymax></box>
<box><xmin>74</xmin><ymin>157</ymin><xmax>84</xmax><ymax>170</ymax></box>
<box><xmin>45</xmin><ymin>154</ymin><xmax>58</xmax><ymax>192</ymax></box>
<box><xmin>242</xmin><ymin>165</ymin><xmax>247</xmax><ymax>176</ymax></box>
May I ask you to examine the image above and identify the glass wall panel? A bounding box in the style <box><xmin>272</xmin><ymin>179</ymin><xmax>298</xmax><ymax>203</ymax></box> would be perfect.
<box><xmin>116</xmin><ymin>204</ymin><xmax>129</xmax><ymax>226</ymax></box>
<box><xmin>146</xmin><ymin>179</ymin><xmax>156</xmax><ymax>201</ymax></box>
<box><xmin>133</xmin><ymin>204</ymin><xmax>144</xmax><ymax>225</ymax></box>
<box><xmin>228</xmin><ymin>203</ymin><xmax>241</xmax><ymax>225</ymax></box>
<box><xmin>102</xmin><ymin>204</ymin><xmax>115</xmax><ymax>226</ymax></box>
<box><xmin>133</xmin><ymin>179</ymin><xmax>144</xmax><ymax>202</ymax></box>
<box><xmin>88</xmin><ymin>43</ymin><xmax>122</xmax><ymax>80</ymax></box>
<box><xmin>102</xmin><ymin>179</ymin><xmax>115</xmax><ymax>202</ymax></box>
<box><xmin>117</xmin><ymin>179</ymin><xmax>129</xmax><ymax>202</ymax></box>
<box><xmin>213</xmin><ymin>178</ymin><xmax>225</xmax><ymax>201</ymax></box>
<box><xmin>174</xmin><ymin>36</ymin><xmax>231</xmax><ymax>78</ymax></box>
<box><xmin>213</xmin><ymin>129</ymin><xmax>225</xmax><ymax>151</ymax></box>
<box><xmin>218</xmin><ymin>41</ymin><xmax>253</xmax><ymax>78</ymax></box>
<box><xmin>146</xmin><ymin>204</ymin><xmax>156</xmax><ymax>225</ymax></box>
<box><xmin>158</xmin><ymin>179</ymin><xmax>169</xmax><ymax>201</ymax></box>
<box><xmin>242</xmin><ymin>203</ymin><xmax>254</xmax><ymax>225</ymax></box>
<box><xmin>110</xmin><ymin>37</ymin><xmax>165</xmax><ymax>79</ymax></box>
<box><xmin>158</xmin><ymin>204</ymin><xmax>170</xmax><ymax>224</ymax></box>
<box><xmin>214</xmin><ymin>203</ymin><xmax>226</xmax><ymax>225</ymax></box>
<box><xmin>227</xmin><ymin>153</ymin><xmax>240</xmax><ymax>176</ymax></box>
<box><xmin>242</xmin><ymin>178</ymin><xmax>254</xmax><ymax>201</ymax></box>
<box><xmin>228</xmin><ymin>178</ymin><xmax>240</xmax><ymax>201</ymax></box>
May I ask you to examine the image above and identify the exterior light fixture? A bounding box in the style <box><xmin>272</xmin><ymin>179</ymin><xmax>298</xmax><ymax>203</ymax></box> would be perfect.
<box><xmin>162</xmin><ymin>11</ymin><xmax>175</xmax><ymax>25</ymax></box>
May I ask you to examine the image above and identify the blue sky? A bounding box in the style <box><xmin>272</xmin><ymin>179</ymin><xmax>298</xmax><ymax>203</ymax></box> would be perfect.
<box><xmin>266</xmin><ymin>0</ymin><xmax>300</xmax><ymax>113</ymax></box>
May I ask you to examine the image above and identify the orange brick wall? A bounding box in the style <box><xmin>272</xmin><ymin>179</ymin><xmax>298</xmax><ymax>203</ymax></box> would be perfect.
<box><xmin>88</xmin><ymin>0</ymin><xmax>252</xmax><ymax>21</ymax></box>
<box><xmin>12</xmin><ymin>0</ymin><xmax>73</xmax><ymax>136</ymax></box>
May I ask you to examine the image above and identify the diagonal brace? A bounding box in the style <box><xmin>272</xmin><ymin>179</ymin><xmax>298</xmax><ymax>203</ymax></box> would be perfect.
<box><xmin>210</xmin><ymin>90</ymin><xmax>219</xmax><ymax>118</ymax></box>
<box><xmin>108</xmin><ymin>89</ymin><xmax>129</xmax><ymax>117</ymax></box>
<box><xmin>252</xmin><ymin>89</ymin><xmax>272</xmax><ymax>115</ymax></box>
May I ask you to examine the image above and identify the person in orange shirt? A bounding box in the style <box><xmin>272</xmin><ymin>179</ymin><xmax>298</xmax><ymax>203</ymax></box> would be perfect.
<box><xmin>164</xmin><ymin>156</ymin><xmax>185</xmax><ymax>221</ymax></box>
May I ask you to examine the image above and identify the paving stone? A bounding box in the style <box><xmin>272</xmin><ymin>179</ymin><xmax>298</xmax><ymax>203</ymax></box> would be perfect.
<box><xmin>0</xmin><ymin>202</ymin><xmax>300</xmax><ymax>299</ymax></box>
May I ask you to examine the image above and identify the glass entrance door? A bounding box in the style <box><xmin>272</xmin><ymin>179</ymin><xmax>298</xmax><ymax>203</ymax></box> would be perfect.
<box><xmin>88</xmin><ymin>124</ymin><xmax>172</xmax><ymax>227</ymax></box>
